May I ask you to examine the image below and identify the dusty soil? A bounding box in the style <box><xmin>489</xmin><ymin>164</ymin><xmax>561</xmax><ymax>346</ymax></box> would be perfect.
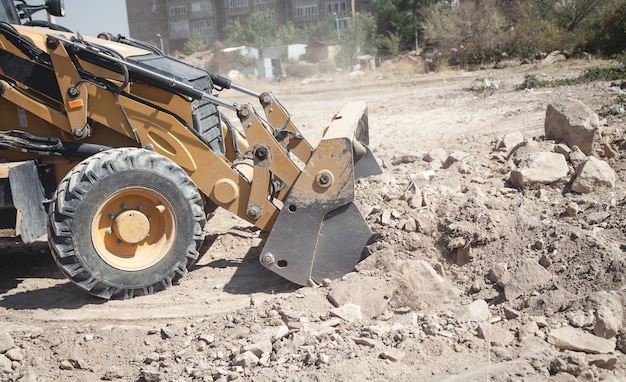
<box><xmin>1</xmin><ymin>57</ymin><xmax>625</xmax><ymax>382</ymax></box>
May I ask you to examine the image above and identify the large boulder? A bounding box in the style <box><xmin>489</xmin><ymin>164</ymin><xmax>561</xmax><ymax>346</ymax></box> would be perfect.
<box><xmin>545</xmin><ymin>97</ymin><xmax>600</xmax><ymax>155</ymax></box>
<box><xmin>571</xmin><ymin>157</ymin><xmax>616</xmax><ymax>193</ymax></box>
<box><xmin>509</xmin><ymin>152</ymin><xmax>569</xmax><ymax>187</ymax></box>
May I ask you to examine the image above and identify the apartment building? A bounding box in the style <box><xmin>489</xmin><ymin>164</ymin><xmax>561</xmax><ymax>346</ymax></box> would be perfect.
<box><xmin>126</xmin><ymin>0</ymin><xmax>373</xmax><ymax>53</ymax></box>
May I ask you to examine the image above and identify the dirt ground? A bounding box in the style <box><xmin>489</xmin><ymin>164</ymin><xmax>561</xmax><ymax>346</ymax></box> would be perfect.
<box><xmin>1</xmin><ymin>57</ymin><xmax>625</xmax><ymax>381</ymax></box>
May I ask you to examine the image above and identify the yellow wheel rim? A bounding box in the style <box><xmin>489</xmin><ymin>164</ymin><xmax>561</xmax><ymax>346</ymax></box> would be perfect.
<box><xmin>92</xmin><ymin>187</ymin><xmax>176</xmax><ymax>271</ymax></box>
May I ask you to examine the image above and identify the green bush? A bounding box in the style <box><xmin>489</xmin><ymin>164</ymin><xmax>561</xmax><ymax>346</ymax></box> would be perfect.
<box><xmin>517</xmin><ymin>59</ymin><xmax>626</xmax><ymax>90</ymax></box>
<box><xmin>422</xmin><ymin>0</ymin><xmax>507</xmax><ymax>68</ymax></box>
<box><xmin>505</xmin><ymin>18</ymin><xmax>582</xmax><ymax>59</ymax></box>
<box><xmin>587</xmin><ymin>1</ymin><xmax>626</xmax><ymax>56</ymax></box>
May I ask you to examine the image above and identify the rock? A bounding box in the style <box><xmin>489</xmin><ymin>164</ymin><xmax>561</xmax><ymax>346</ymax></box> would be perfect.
<box><xmin>545</xmin><ymin>96</ymin><xmax>600</xmax><ymax>155</ymax></box>
<box><xmin>407</xmin><ymin>193</ymin><xmax>423</xmax><ymax>209</ymax></box>
<box><xmin>566</xmin><ymin>310</ymin><xmax>594</xmax><ymax>328</ymax></box>
<box><xmin>330</xmin><ymin>303</ymin><xmax>363</xmax><ymax>323</ymax></box>
<box><xmin>587</xmin><ymin>354</ymin><xmax>617</xmax><ymax>370</ymax></box>
<box><xmin>198</xmin><ymin>334</ymin><xmax>215</xmax><ymax>345</ymax></box>
<box><xmin>301</xmin><ymin>319</ymin><xmax>342</xmax><ymax>337</ymax></box>
<box><xmin>103</xmin><ymin>366</ymin><xmax>125</xmax><ymax>380</ymax></box>
<box><xmin>463</xmin><ymin>299</ymin><xmax>490</xmax><ymax>322</ymax></box>
<box><xmin>548</xmin><ymin>327</ymin><xmax>616</xmax><ymax>354</ymax></box>
<box><xmin>365</xmin><ymin>324</ymin><xmax>392</xmax><ymax>337</ymax></box>
<box><xmin>568</xmin><ymin>146</ymin><xmax>587</xmax><ymax>170</ymax></box>
<box><xmin>317</xmin><ymin>353</ymin><xmax>331</xmax><ymax>365</ymax></box>
<box><xmin>393</xmin><ymin>312</ymin><xmax>418</xmax><ymax>327</ymax></box>
<box><xmin>140</xmin><ymin>368</ymin><xmax>163</xmax><ymax>382</ymax></box>
<box><xmin>391</xmin><ymin>154</ymin><xmax>421</xmax><ymax>165</ymax></box>
<box><xmin>232</xmin><ymin>351</ymin><xmax>259</xmax><ymax>368</ymax></box>
<box><xmin>380</xmin><ymin>210</ymin><xmax>393</xmax><ymax>226</ymax></box>
<box><xmin>571</xmin><ymin>157</ymin><xmax>616</xmax><ymax>193</ymax></box>
<box><xmin>5</xmin><ymin>348</ymin><xmax>23</xmax><ymax>362</ymax></box>
<box><xmin>586</xmin><ymin>211</ymin><xmax>610</xmax><ymax>225</ymax></box>
<box><xmin>353</xmin><ymin>337</ymin><xmax>382</xmax><ymax>348</ymax></box>
<box><xmin>228</xmin><ymin>327</ymin><xmax>250</xmax><ymax>340</ymax></box>
<box><xmin>0</xmin><ymin>332</ymin><xmax>14</xmax><ymax>353</ymax></box>
<box><xmin>615</xmin><ymin>333</ymin><xmax>626</xmax><ymax>354</ymax></box>
<box><xmin>534</xmin><ymin>239</ymin><xmax>545</xmax><ymax>250</ymax></box>
<box><xmin>539</xmin><ymin>254</ymin><xmax>551</xmax><ymax>267</ymax></box>
<box><xmin>442</xmin><ymin>150</ymin><xmax>470</xmax><ymax>169</ymax></box>
<box><xmin>589</xmin><ymin>292</ymin><xmax>623</xmax><ymax>339</ymax></box>
<box><xmin>17</xmin><ymin>370</ymin><xmax>37</xmax><ymax>382</ymax></box>
<box><xmin>144</xmin><ymin>352</ymin><xmax>160</xmax><ymax>364</ymax></box>
<box><xmin>509</xmin><ymin>152</ymin><xmax>569</xmax><ymax>187</ymax></box>
<box><xmin>609</xmin><ymin>104</ymin><xmax>624</xmax><ymax>114</ymax></box>
<box><xmin>242</xmin><ymin>340</ymin><xmax>272</xmax><ymax>358</ymax></box>
<box><xmin>600</xmin><ymin>138</ymin><xmax>619</xmax><ymax>158</ymax></box>
<box><xmin>0</xmin><ymin>354</ymin><xmax>11</xmax><ymax>373</ymax></box>
<box><xmin>497</xmin><ymin>132</ymin><xmax>524</xmax><ymax>157</ymax></box>
<box><xmin>327</xmin><ymin>278</ymin><xmax>393</xmax><ymax>319</ymax></box>
<box><xmin>549</xmin><ymin>352</ymin><xmax>587</xmax><ymax>376</ymax></box>
<box><xmin>415</xmin><ymin>213</ymin><xmax>435</xmax><ymax>235</ymax></box>
<box><xmin>349</xmin><ymin>70</ymin><xmax>365</xmax><ymax>79</ymax></box>
<box><xmin>211</xmin><ymin>367</ymin><xmax>229</xmax><ymax>380</ymax></box>
<box><xmin>565</xmin><ymin>202</ymin><xmax>579</xmax><ymax>217</ymax></box>
<box><xmin>518</xmin><ymin>320</ymin><xmax>541</xmax><ymax>341</ymax></box>
<box><xmin>402</xmin><ymin>218</ymin><xmax>417</xmax><ymax>232</ymax></box>
<box><xmin>509</xmin><ymin>139</ymin><xmax>548</xmax><ymax>164</ymax></box>
<box><xmin>488</xmin><ymin>262</ymin><xmax>508</xmax><ymax>287</ymax></box>
<box><xmin>477</xmin><ymin>323</ymin><xmax>515</xmax><ymax>347</ymax></box>
<box><xmin>160</xmin><ymin>324</ymin><xmax>181</xmax><ymax>339</ymax></box>
<box><xmin>541</xmin><ymin>50</ymin><xmax>567</xmax><ymax>65</ymax></box>
<box><xmin>67</xmin><ymin>357</ymin><xmax>86</xmax><ymax>370</ymax></box>
<box><xmin>532</xmin><ymin>315</ymin><xmax>548</xmax><ymax>328</ymax></box>
<box><xmin>303</xmin><ymin>351</ymin><xmax>317</xmax><ymax>366</ymax></box>
<box><xmin>504</xmin><ymin>259</ymin><xmax>552</xmax><ymax>301</ymax></box>
<box><xmin>261</xmin><ymin>325</ymin><xmax>289</xmax><ymax>342</ymax></box>
<box><xmin>380</xmin><ymin>348</ymin><xmax>406</xmax><ymax>362</ymax></box>
<box><xmin>503</xmin><ymin>307</ymin><xmax>521</xmax><ymax>320</ymax></box>
<box><xmin>280</xmin><ymin>309</ymin><xmax>303</xmax><ymax>322</ymax></box>
<box><xmin>455</xmin><ymin>246</ymin><xmax>472</xmax><ymax>266</ymax></box>
<box><xmin>554</xmin><ymin>143</ymin><xmax>572</xmax><ymax>157</ymax></box>
<box><xmin>59</xmin><ymin>360</ymin><xmax>74</xmax><ymax>370</ymax></box>
<box><xmin>424</xmin><ymin>148</ymin><xmax>448</xmax><ymax>163</ymax></box>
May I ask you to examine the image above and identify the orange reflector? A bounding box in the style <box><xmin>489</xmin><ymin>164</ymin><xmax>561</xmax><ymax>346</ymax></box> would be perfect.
<box><xmin>68</xmin><ymin>99</ymin><xmax>84</xmax><ymax>109</ymax></box>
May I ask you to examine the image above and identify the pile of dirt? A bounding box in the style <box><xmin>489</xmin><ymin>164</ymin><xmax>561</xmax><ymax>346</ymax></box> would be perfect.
<box><xmin>0</xmin><ymin>59</ymin><xmax>625</xmax><ymax>381</ymax></box>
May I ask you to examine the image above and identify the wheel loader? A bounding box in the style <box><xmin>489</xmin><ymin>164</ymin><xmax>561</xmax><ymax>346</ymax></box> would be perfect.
<box><xmin>0</xmin><ymin>0</ymin><xmax>381</xmax><ymax>299</ymax></box>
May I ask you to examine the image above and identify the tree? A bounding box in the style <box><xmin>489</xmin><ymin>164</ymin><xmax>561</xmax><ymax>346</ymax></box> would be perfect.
<box><xmin>513</xmin><ymin>0</ymin><xmax>613</xmax><ymax>32</ymax></box>
<box><xmin>372</xmin><ymin>0</ymin><xmax>439</xmax><ymax>51</ymax></box>
<box><xmin>223</xmin><ymin>18</ymin><xmax>248</xmax><ymax>46</ymax></box>
<box><xmin>300</xmin><ymin>17</ymin><xmax>337</xmax><ymax>43</ymax></box>
<box><xmin>245</xmin><ymin>10</ymin><xmax>278</xmax><ymax>47</ymax></box>
<box><xmin>183</xmin><ymin>35</ymin><xmax>207</xmax><ymax>55</ymax></box>
<box><xmin>553</xmin><ymin>0</ymin><xmax>606</xmax><ymax>31</ymax></box>
<box><xmin>223</xmin><ymin>11</ymin><xmax>278</xmax><ymax>48</ymax></box>
<box><xmin>336</xmin><ymin>12</ymin><xmax>378</xmax><ymax>65</ymax></box>
<box><xmin>276</xmin><ymin>22</ymin><xmax>302</xmax><ymax>45</ymax></box>
<box><xmin>379</xmin><ymin>31</ymin><xmax>402</xmax><ymax>57</ymax></box>
<box><xmin>588</xmin><ymin>0</ymin><xmax>626</xmax><ymax>55</ymax></box>
<box><xmin>422</xmin><ymin>0</ymin><xmax>507</xmax><ymax>67</ymax></box>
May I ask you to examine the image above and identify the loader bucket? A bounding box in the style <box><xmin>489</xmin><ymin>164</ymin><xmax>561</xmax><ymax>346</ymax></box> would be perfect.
<box><xmin>259</xmin><ymin>102</ymin><xmax>382</xmax><ymax>286</ymax></box>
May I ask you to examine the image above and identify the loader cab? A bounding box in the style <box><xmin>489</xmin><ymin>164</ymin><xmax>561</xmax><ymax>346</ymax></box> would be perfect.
<box><xmin>0</xmin><ymin>0</ymin><xmax>64</xmax><ymax>24</ymax></box>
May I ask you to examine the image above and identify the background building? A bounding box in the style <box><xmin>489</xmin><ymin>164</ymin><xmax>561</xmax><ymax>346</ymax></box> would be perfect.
<box><xmin>126</xmin><ymin>0</ymin><xmax>373</xmax><ymax>53</ymax></box>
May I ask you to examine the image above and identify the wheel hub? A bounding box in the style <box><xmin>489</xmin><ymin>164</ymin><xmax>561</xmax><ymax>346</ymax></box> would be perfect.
<box><xmin>113</xmin><ymin>210</ymin><xmax>150</xmax><ymax>244</ymax></box>
<box><xmin>92</xmin><ymin>187</ymin><xmax>176</xmax><ymax>271</ymax></box>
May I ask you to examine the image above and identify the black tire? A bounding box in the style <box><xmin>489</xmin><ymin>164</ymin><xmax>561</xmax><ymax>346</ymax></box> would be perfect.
<box><xmin>48</xmin><ymin>148</ymin><xmax>206</xmax><ymax>299</ymax></box>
